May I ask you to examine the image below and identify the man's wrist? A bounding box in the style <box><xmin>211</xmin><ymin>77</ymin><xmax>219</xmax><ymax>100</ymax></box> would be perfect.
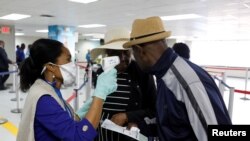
<box><xmin>92</xmin><ymin>96</ymin><xmax>105</xmax><ymax>101</ymax></box>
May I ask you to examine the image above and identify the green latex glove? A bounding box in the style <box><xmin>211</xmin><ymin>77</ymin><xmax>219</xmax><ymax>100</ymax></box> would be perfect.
<box><xmin>76</xmin><ymin>97</ymin><xmax>93</xmax><ymax>119</ymax></box>
<box><xmin>93</xmin><ymin>68</ymin><xmax>117</xmax><ymax>100</ymax></box>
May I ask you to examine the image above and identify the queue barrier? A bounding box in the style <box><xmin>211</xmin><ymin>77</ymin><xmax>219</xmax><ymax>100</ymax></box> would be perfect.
<box><xmin>66</xmin><ymin>63</ymin><xmax>91</xmax><ymax>111</ymax></box>
<box><xmin>213</xmin><ymin>75</ymin><xmax>250</xmax><ymax>120</ymax></box>
<box><xmin>0</xmin><ymin>117</ymin><xmax>8</xmax><ymax>125</ymax></box>
<box><xmin>0</xmin><ymin>64</ymin><xmax>22</xmax><ymax>114</ymax></box>
<box><xmin>213</xmin><ymin>76</ymin><xmax>235</xmax><ymax>119</ymax></box>
<box><xmin>204</xmin><ymin>66</ymin><xmax>250</xmax><ymax>100</ymax></box>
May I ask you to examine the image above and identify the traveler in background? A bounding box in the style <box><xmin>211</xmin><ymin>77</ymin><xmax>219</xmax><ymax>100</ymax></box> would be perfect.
<box><xmin>85</xmin><ymin>49</ymin><xmax>91</xmax><ymax>64</ymax></box>
<box><xmin>16</xmin><ymin>43</ymin><xmax>25</xmax><ymax>66</ymax></box>
<box><xmin>123</xmin><ymin>16</ymin><xmax>232</xmax><ymax>141</ymax></box>
<box><xmin>17</xmin><ymin>38</ymin><xmax>117</xmax><ymax>141</ymax></box>
<box><xmin>77</xmin><ymin>28</ymin><xmax>157</xmax><ymax>141</ymax></box>
<box><xmin>172</xmin><ymin>42</ymin><xmax>190</xmax><ymax>60</ymax></box>
<box><xmin>15</xmin><ymin>45</ymin><xmax>20</xmax><ymax>63</ymax></box>
<box><xmin>0</xmin><ymin>40</ymin><xmax>14</xmax><ymax>90</ymax></box>
<box><xmin>85</xmin><ymin>49</ymin><xmax>92</xmax><ymax>73</ymax></box>
<box><xmin>25</xmin><ymin>44</ymin><xmax>32</xmax><ymax>58</ymax></box>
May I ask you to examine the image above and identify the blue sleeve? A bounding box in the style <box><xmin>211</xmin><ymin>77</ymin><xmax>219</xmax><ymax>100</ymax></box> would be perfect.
<box><xmin>35</xmin><ymin>95</ymin><xmax>97</xmax><ymax>141</ymax></box>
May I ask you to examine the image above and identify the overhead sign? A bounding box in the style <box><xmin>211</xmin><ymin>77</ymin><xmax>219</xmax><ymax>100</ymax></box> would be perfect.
<box><xmin>0</xmin><ymin>26</ymin><xmax>11</xmax><ymax>34</ymax></box>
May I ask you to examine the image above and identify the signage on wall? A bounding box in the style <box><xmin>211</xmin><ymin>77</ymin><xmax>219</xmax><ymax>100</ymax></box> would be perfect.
<box><xmin>0</xmin><ymin>26</ymin><xmax>11</xmax><ymax>34</ymax></box>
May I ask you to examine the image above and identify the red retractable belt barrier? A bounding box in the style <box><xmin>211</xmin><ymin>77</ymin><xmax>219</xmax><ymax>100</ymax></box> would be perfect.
<box><xmin>66</xmin><ymin>91</ymin><xmax>76</xmax><ymax>103</ymax></box>
<box><xmin>204</xmin><ymin>66</ymin><xmax>248</xmax><ymax>71</ymax></box>
<box><xmin>234</xmin><ymin>89</ymin><xmax>250</xmax><ymax>95</ymax></box>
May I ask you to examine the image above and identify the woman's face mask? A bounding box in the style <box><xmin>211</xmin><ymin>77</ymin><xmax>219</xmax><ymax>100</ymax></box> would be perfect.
<box><xmin>58</xmin><ymin>62</ymin><xmax>76</xmax><ymax>86</ymax></box>
<box><xmin>41</xmin><ymin>62</ymin><xmax>76</xmax><ymax>86</ymax></box>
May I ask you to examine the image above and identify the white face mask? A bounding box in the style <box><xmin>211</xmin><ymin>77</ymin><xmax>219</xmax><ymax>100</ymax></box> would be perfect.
<box><xmin>41</xmin><ymin>62</ymin><xmax>76</xmax><ymax>86</ymax></box>
<box><xmin>59</xmin><ymin>62</ymin><xmax>76</xmax><ymax>86</ymax></box>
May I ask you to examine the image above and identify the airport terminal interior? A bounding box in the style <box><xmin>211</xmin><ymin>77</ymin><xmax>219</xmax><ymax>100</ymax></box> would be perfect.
<box><xmin>1</xmin><ymin>0</ymin><xmax>250</xmax><ymax>141</ymax></box>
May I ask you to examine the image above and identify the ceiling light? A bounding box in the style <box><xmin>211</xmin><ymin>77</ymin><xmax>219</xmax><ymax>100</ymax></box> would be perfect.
<box><xmin>160</xmin><ymin>14</ymin><xmax>202</xmax><ymax>21</ymax></box>
<box><xmin>15</xmin><ymin>33</ymin><xmax>24</xmax><ymax>36</ymax></box>
<box><xmin>243</xmin><ymin>3</ymin><xmax>250</xmax><ymax>8</ymax></box>
<box><xmin>36</xmin><ymin>29</ymin><xmax>48</xmax><ymax>33</ymax></box>
<box><xmin>78</xmin><ymin>24</ymin><xmax>106</xmax><ymax>28</ymax></box>
<box><xmin>68</xmin><ymin>0</ymin><xmax>98</xmax><ymax>4</ymax></box>
<box><xmin>83</xmin><ymin>33</ymin><xmax>104</xmax><ymax>38</ymax></box>
<box><xmin>0</xmin><ymin>14</ymin><xmax>31</xmax><ymax>20</ymax></box>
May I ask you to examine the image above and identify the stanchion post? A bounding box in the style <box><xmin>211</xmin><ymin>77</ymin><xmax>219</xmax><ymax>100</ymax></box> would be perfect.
<box><xmin>11</xmin><ymin>72</ymin><xmax>22</xmax><ymax>113</ymax></box>
<box><xmin>228</xmin><ymin>87</ymin><xmax>235</xmax><ymax>119</ymax></box>
<box><xmin>241</xmin><ymin>68</ymin><xmax>250</xmax><ymax>100</ymax></box>
<box><xmin>218</xmin><ymin>72</ymin><xmax>227</xmax><ymax>97</ymax></box>
<box><xmin>73</xmin><ymin>64</ymin><xmax>80</xmax><ymax>111</ymax></box>
<box><xmin>85</xmin><ymin>65</ymin><xmax>92</xmax><ymax>102</ymax></box>
<box><xmin>76</xmin><ymin>65</ymin><xmax>80</xmax><ymax>88</ymax></box>
<box><xmin>0</xmin><ymin>117</ymin><xmax>8</xmax><ymax>124</ymax></box>
<box><xmin>73</xmin><ymin>89</ymin><xmax>79</xmax><ymax>111</ymax></box>
<box><xmin>9</xmin><ymin>64</ymin><xmax>17</xmax><ymax>93</ymax></box>
<box><xmin>10</xmin><ymin>66</ymin><xmax>23</xmax><ymax>101</ymax></box>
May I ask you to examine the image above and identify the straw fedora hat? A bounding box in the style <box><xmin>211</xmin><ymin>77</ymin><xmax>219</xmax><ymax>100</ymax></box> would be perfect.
<box><xmin>91</xmin><ymin>27</ymin><xmax>130</xmax><ymax>60</ymax></box>
<box><xmin>123</xmin><ymin>16</ymin><xmax>171</xmax><ymax>48</ymax></box>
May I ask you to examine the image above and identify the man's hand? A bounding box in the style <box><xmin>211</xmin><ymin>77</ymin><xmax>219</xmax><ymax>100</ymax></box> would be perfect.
<box><xmin>111</xmin><ymin>113</ymin><xmax>128</xmax><ymax>126</ymax></box>
<box><xmin>127</xmin><ymin>122</ymin><xmax>138</xmax><ymax>130</ymax></box>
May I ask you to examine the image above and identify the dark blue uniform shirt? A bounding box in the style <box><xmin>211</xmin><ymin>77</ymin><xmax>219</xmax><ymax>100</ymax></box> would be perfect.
<box><xmin>34</xmin><ymin>83</ymin><xmax>97</xmax><ymax>141</ymax></box>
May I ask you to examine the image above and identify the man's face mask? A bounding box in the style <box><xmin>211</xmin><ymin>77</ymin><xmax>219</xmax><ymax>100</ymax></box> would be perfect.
<box><xmin>41</xmin><ymin>62</ymin><xmax>76</xmax><ymax>86</ymax></box>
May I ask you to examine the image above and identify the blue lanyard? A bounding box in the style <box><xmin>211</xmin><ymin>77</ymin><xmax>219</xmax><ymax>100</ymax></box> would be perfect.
<box><xmin>45</xmin><ymin>80</ymin><xmax>73</xmax><ymax>118</ymax></box>
<box><xmin>54</xmin><ymin>88</ymin><xmax>73</xmax><ymax>118</ymax></box>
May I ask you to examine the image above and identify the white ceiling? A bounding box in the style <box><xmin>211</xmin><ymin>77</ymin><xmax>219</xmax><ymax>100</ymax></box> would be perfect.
<box><xmin>1</xmin><ymin>0</ymin><xmax>250</xmax><ymax>40</ymax></box>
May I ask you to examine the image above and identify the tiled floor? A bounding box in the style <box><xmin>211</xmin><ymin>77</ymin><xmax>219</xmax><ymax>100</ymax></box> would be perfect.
<box><xmin>1</xmin><ymin>76</ymin><xmax>250</xmax><ymax>141</ymax></box>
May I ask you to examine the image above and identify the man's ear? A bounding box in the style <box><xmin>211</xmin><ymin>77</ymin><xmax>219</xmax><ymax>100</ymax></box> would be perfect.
<box><xmin>133</xmin><ymin>45</ymin><xmax>144</xmax><ymax>57</ymax></box>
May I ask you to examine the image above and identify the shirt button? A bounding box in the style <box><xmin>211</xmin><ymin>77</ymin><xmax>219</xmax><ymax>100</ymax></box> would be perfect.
<box><xmin>82</xmin><ymin>125</ymin><xmax>88</xmax><ymax>132</ymax></box>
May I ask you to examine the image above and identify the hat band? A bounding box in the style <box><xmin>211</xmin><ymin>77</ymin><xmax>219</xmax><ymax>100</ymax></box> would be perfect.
<box><xmin>130</xmin><ymin>31</ymin><xmax>165</xmax><ymax>41</ymax></box>
<box><xmin>105</xmin><ymin>38</ymin><xmax>129</xmax><ymax>44</ymax></box>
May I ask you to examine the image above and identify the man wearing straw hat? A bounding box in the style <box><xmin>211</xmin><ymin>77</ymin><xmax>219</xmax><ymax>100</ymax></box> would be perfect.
<box><xmin>77</xmin><ymin>28</ymin><xmax>157</xmax><ymax>141</ymax></box>
<box><xmin>123</xmin><ymin>16</ymin><xmax>232</xmax><ymax>141</ymax></box>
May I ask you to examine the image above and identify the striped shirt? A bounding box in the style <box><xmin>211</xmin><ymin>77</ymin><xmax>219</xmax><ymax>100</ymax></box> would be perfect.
<box><xmin>95</xmin><ymin>72</ymin><xmax>136</xmax><ymax>141</ymax></box>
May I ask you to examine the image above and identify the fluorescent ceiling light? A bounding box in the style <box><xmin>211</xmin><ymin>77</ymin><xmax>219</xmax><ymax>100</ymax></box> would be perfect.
<box><xmin>69</xmin><ymin>0</ymin><xmax>98</xmax><ymax>4</ymax></box>
<box><xmin>15</xmin><ymin>33</ymin><xmax>24</xmax><ymax>36</ymax></box>
<box><xmin>36</xmin><ymin>29</ymin><xmax>48</xmax><ymax>33</ymax></box>
<box><xmin>243</xmin><ymin>3</ymin><xmax>250</xmax><ymax>8</ymax></box>
<box><xmin>83</xmin><ymin>33</ymin><xmax>100</xmax><ymax>36</ymax></box>
<box><xmin>161</xmin><ymin>14</ymin><xmax>202</xmax><ymax>21</ymax></box>
<box><xmin>78</xmin><ymin>24</ymin><xmax>106</xmax><ymax>28</ymax></box>
<box><xmin>83</xmin><ymin>33</ymin><xmax>104</xmax><ymax>38</ymax></box>
<box><xmin>0</xmin><ymin>13</ymin><xmax>31</xmax><ymax>20</ymax></box>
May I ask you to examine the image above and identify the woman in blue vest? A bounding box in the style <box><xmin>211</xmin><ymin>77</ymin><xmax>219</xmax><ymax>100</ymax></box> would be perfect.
<box><xmin>17</xmin><ymin>38</ymin><xmax>117</xmax><ymax>141</ymax></box>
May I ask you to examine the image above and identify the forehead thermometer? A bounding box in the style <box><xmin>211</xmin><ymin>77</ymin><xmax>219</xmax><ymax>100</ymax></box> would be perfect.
<box><xmin>102</xmin><ymin>56</ymin><xmax>120</xmax><ymax>72</ymax></box>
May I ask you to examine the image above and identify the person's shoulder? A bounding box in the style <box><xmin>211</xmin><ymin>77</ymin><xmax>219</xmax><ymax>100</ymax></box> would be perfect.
<box><xmin>0</xmin><ymin>47</ymin><xmax>4</xmax><ymax>51</ymax></box>
<box><xmin>0</xmin><ymin>48</ymin><xmax>6</xmax><ymax>54</ymax></box>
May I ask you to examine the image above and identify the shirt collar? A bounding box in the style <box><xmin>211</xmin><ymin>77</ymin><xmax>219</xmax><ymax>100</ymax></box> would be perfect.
<box><xmin>148</xmin><ymin>48</ymin><xmax>177</xmax><ymax>78</ymax></box>
<box><xmin>44</xmin><ymin>80</ymin><xmax>63</xmax><ymax>98</ymax></box>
